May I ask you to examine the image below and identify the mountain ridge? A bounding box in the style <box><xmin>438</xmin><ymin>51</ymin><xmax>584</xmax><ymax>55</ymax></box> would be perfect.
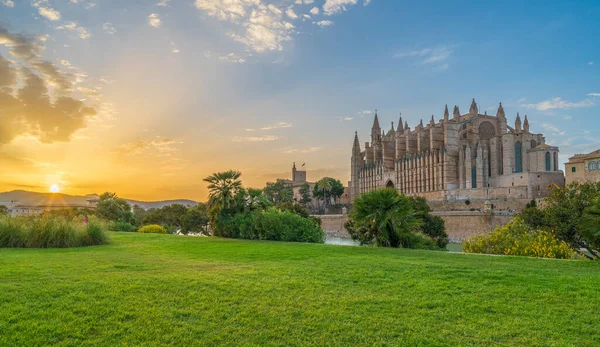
<box><xmin>0</xmin><ymin>190</ymin><xmax>200</xmax><ymax>210</ymax></box>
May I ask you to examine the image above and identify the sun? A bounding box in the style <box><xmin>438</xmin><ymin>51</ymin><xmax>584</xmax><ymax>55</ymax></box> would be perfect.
<box><xmin>50</xmin><ymin>184</ymin><xmax>60</xmax><ymax>193</ymax></box>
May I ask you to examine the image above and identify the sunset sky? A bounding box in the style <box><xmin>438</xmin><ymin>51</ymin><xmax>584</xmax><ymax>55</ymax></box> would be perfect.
<box><xmin>1</xmin><ymin>0</ymin><xmax>599</xmax><ymax>201</ymax></box>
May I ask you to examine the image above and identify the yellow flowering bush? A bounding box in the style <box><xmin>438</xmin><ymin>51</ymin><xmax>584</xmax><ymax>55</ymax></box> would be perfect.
<box><xmin>137</xmin><ymin>224</ymin><xmax>168</xmax><ymax>234</ymax></box>
<box><xmin>463</xmin><ymin>218</ymin><xmax>580</xmax><ymax>259</ymax></box>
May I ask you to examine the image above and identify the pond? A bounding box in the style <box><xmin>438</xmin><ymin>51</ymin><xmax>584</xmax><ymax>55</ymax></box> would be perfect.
<box><xmin>324</xmin><ymin>237</ymin><xmax>360</xmax><ymax>246</ymax></box>
<box><xmin>325</xmin><ymin>237</ymin><xmax>464</xmax><ymax>252</ymax></box>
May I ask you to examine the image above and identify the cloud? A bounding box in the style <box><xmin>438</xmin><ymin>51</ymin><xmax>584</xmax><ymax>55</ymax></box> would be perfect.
<box><xmin>315</xmin><ymin>20</ymin><xmax>334</xmax><ymax>27</ymax></box>
<box><xmin>523</xmin><ymin>97</ymin><xmax>595</xmax><ymax>111</ymax></box>
<box><xmin>103</xmin><ymin>22</ymin><xmax>117</xmax><ymax>34</ymax></box>
<box><xmin>310</xmin><ymin>6</ymin><xmax>319</xmax><ymax>15</ymax></box>
<box><xmin>283</xmin><ymin>147</ymin><xmax>322</xmax><ymax>154</ymax></box>
<box><xmin>56</xmin><ymin>22</ymin><xmax>91</xmax><ymax>39</ymax></box>
<box><xmin>35</xmin><ymin>5</ymin><xmax>62</xmax><ymax>21</ymax></box>
<box><xmin>1</xmin><ymin>0</ymin><xmax>14</xmax><ymax>7</ymax></box>
<box><xmin>233</xmin><ymin>135</ymin><xmax>280</xmax><ymax>142</ymax></box>
<box><xmin>363</xmin><ymin>0</ymin><xmax>371</xmax><ymax>5</ymax></box>
<box><xmin>156</xmin><ymin>0</ymin><xmax>170</xmax><ymax>6</ymax></box>
<box><xmin>588</xmin><ymin>93</ymin><xmax>600</xmax><ymax>97</ymax></box>
<box><xmin>194</xmin><ymin>1</ymin><xmax>295</xmax><ymax>52</ymax></box>
<box><xmin>115</xmin><ymin>138</ymin><xmax>178</xmax><ymax>155</ymax></box>
<box><xmin>589</xmin><ymin>62</ymin><xmax>594</xmax><ymax>65</ymax></box>
<box><xmin>323</xmin><ymin>0</ymin><xmax>358</xmax><ymax>16</ymax></box>
<box><xmin>394</xmin><ymin>45</ymin><xmax>455</xmax><ymax>65</ymax></box>
<box><xmin>219</xmin><ymin>52</ymin><xmax>245</xmax><ymax>63</ymax></box>
<box><xmin>0</xmin><ymin>28</ymin><xmax>45</xmax><ymax>61</ymax></box>
<box><xmin>260</xmin><ymin>121</ymin><xmax>293</xmax><ymax>130</ymax></box>
<box><xmin>337</xmin><ymin>117</ymin><xmax>353</xmax><ymax>121</ymax></box>
<box><xmin>357</xmin><ymin>110</ymin><xmax>372</xmax><ymax>116</ymax></box>
<box><xmin>285</xmin><ymin>8</ymin><xmax>298</xmax><ymax>19</ymax></box>
<box><xmin>148</xmin><ymin>13</ymin><xmax>162</xmax><ymax>28</ymax></box>
<box><xmin>0</xmin><ymin>26</ymin><xmax>97</xmax><ymax>145</ymax></box>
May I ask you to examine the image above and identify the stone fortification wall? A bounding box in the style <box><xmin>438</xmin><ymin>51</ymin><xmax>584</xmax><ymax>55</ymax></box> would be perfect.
<box><xmin>317</xmin><ymin>215</ymin><xmax>351</xmax><ymax>238</ymax></box>
<box><xmin>431</xmin><ymin>211</ymin><xmax>513</xmax><ymax>241</ymax></box>
<box><xmin>316</xmin><ymin>213</ymin><xmax>514</xmax><ymax>242</ymax></box>
<box><xmin>427</xmin><ymin>198</ymin><xmax>532</xmax><ymax>212</ymax></box>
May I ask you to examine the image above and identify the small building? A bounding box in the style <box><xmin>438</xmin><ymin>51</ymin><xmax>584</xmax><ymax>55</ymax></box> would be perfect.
<box><xmin>565</xmin><ymin>149</ymin><xmax>600</xmax><ymax>185</ymax></box>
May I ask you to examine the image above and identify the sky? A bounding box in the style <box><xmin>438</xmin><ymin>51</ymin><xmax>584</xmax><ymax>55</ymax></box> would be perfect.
<box><xmin>0</xmin><ymin>0</ymin><xmax>599</xmax><ymax>201</ymax></box>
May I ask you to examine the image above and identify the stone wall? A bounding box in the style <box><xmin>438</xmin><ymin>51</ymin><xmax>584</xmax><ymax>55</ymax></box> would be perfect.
<box><xmin>432</xmin><ymin>211</ymin><xmax>513</xmax><ymax>241</ymax></box>
<box><xmin>317</xmin><ymin>215</ymin><xmax>350</xmax><ymax>238</ymax></box>
<box><xmin>316</xmin><ymin>212</ymin><xmax>514</xmax><ymax>242</ymax></box>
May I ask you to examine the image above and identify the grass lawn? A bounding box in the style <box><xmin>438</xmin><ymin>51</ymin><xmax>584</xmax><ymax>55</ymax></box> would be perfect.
<box><xmin>1</xmin><ymin>233</ymin><xmax>599</xmax><ymax>346</ymax></box>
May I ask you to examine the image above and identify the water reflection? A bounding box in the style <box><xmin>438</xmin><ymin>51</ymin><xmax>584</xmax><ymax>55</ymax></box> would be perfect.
<box><xmin>325</xmin><ymin>237</ymin><xmax>360</xmax><ymax>246</ymax></box>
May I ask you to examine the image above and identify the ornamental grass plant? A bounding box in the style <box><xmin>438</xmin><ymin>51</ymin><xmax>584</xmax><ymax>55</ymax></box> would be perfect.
<box><xmin>0</xmin><ymin>215</ymin><xmax>109</xmax><ymax>248</ymax></box>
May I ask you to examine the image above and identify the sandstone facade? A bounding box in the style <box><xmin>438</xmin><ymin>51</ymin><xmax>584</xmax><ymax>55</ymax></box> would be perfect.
<box><xmin>350</xmin><ymin>99</ymin><xmax>565</xmax><ymax>202</ymax></box>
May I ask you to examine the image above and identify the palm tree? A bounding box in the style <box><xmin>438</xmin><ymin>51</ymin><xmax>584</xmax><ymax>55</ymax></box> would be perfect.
<box><xmin>315</xmin><ymin>178</ymin><xmax>333</xmax><ymax>212</ymax></box>
<box><xmin>203</xmin><ymin>170</ymin><xmax>243</xmax><ymax>212</ymax></box>
<box><xmin>349</xmin><ymin>188</ymin><xmax>419</xmax><ymax>247</ymax></box>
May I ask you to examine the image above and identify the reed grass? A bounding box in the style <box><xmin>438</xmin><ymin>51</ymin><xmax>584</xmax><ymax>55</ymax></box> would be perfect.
<box><xmin>0</xmin><ymin>215</ymin><xmax>109</xmax><ymax>248</ymax></box>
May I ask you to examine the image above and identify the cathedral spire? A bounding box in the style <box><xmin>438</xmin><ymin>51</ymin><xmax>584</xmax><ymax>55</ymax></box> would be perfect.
<box><xmin>430</xmin><ymin>115</ymin><xmax>435</xmax><ymax>126</ymax></box>
<box><xmin>523</xmin><ymin>115</ymin><xmax>529</xmax><ymax>132</ymax></box>
<box><xmin>515</xmin><ymin>113</ymin><xmax>522</xmax><ymax>132</ymax></box>
<box><xmin>443</xmin><ymin>104</ymin><xmax>449</xmax><ymax>122</ymax></box>
<box><xmin>469</xmin><ymin>98</ymin><xmax>478</xmax><ymax>116</ymax></box>
<box><xmin>397</xmin><ymin>114</ymin><xmax>404</xmax><ymax>132</ymax></box>
<box><xmin>372</xmin><ymin>110</ymin><xmax>380</xmax><ymax>130</ymax></box>
<box><xmin>352</xmin><ymin>131</ymin><xmax>361</xmax><ymax>152</ymax></box>
<box><xmin>453</xmin><ymin>105</ymin><xmax>461</xmax><ymax>121</ymax></box>
<box><xmin>404</xmin><ymin>121</ymin><xmax>409</xmax><ymax>131</ymax></box>
<box><xmin>496</xmin><ymin>102</ymin><xmax>505</xmax><ymax>118</ymax></box>
<box><xmin>419</xmin><ymin>119</ymin><xmax>424</xmax><ymax>128</ymax></box>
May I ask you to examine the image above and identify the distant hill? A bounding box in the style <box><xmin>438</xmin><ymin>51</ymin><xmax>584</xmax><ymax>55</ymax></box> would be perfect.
<box><xmin>0</xmin><ymin>190</ymin><xmax>199</xmax><ymax>209</ymax></box>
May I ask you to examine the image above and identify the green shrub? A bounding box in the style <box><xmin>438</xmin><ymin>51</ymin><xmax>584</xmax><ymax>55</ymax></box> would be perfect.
<box><xmin>108</xmin><ymin>221</ymin><xmax>137</xmax><ymax>232</ymax></box>
<box><xmin>138</xmin><ymin>224</ymin><xmax>168</xmax><ymax>234</ymax></box>
<box><xmin>212</xmin><ymin>208</ymin><xmax>324</xmax><ymax>243</ymax></box>
<box><xmin>0</xmin><ymin>215</ymin><xmax>110</xmax><ymax>248</ymax></box>
<box><xmin>463</xmin><ymin>218</ymin><xmax>580</xmax><ymax>259</ymax></box>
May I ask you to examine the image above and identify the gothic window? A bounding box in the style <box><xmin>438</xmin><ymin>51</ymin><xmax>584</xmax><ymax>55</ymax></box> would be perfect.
<box><xmin>572</xmin><ymin>167</ymin><xmax>576</xmax><ymax>173</ymax></box>
<box><xmin>471</xmin><ymin>168</ymin><xmax>477</xmax><ymax>188</ymax></box>
<box><xmin>515</xmin><ymin>142</ymin><xmax>523</xmax><ymax>173</ymax></box>
<box><xmin>589</xmin><ymin>161</ymin><xmax>597</xmax><ymax>171</ymax></box>
<box><xmin>545</xmin><ymin>152</ymin><xmax>551</xmax><ymax>172</ymax></box>
<box><xmin>554</xmin><ymin>152</ymin><xmax>558</xmax><ymax>171</ymax></box>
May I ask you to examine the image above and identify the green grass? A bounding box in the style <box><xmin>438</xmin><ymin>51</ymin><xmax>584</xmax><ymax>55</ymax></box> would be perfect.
<box><xmin>1</xmin><ymin>233</ymin><xmax>599</xmax><ymax>346</ymax></box>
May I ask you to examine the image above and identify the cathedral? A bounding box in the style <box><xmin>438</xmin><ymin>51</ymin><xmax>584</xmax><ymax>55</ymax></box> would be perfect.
<box><xmin>350</xmin><ymin>99</ymin><xmax>565</xmax><ymax>202</ymax></box>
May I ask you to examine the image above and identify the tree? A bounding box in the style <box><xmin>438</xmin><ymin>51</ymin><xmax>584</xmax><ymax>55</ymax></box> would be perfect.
<box><xmin>579</xmin><ymin>198</ymin><xmax>600</xmax><ymax>254</ymax></box>
<box><xmin>298</xmin><ymin>182</ymin><xmax>312</xmax><ymax>207</ymax></box>
<box><xmin>313</xmin><ymin>177</ymin><xmax>344</xmax><ymax>204</ymax></box>
<box><xmin>95</xmin><ymin>192</ymin><xmax>133</xmax><ymax>223</ymax></box>
<box><xmin>142</xmin><ymin>204</ymin><xmax>189</xmax><ymax>230</ymax></box>
<box><xmin>409</xmin><ymin>196</ymin><xmax>449</xmax><ymax>248</ymax></box>
<box><xmin>246</xmin><ymin>188</ymin><xmax>272</xmax><ymax>211</ymax></box>
<box><xmin>0</xmin><ymin>205</ymin><xmax>8</xmax><ymax>216</ymax></box>
<box><xmin>345</xmin><ymin>188</ymin><xmax>422</xmax><ymax>248</ymax></box>
<box><xmin>263</xmin><ymin>181</ymin><xmax>294</xmax><ymax>205</ymax></box>
<box><xmin>204</xmin><ymin>170</ymin><xmax>244</xmax><ymax>212</ymax></box>
<box><xmin>133</xmin><ymin>205</ymin><xmax>149</xmax><ymax>226</ymax></box>
<box><xmin>181</xmin><ymin>204</ymin><xmax>210</xmax><ymax>234</ymax></box>
<box><xmin>518</xmin><ymin>182</ymin><xmax>600</xmax><ymax>259</ymax></box>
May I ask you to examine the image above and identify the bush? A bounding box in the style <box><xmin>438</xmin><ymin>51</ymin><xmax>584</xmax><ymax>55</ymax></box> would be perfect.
<box><xmin>108</xmin><ymin>221</ymin><xmax>137</xmax><ymax>232</ymax></box>
<box><xmin>0</xmin><ymin>215</ymin><xmax>109</xmax><ymax>248</ymax></box>
<box><xmin>137</xmin><ymin>224</ymin><xmax>168</xmax><ymax>234</ymax></box>
<box><xmin>463</xmin><ymin>218</ymin><xmax>580</xmax><ymax>259</ymax></box>
<box><xmin>212</xmin><ymin>208</ymin><xmax>325</xmax><ymax>243</ymax></box>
